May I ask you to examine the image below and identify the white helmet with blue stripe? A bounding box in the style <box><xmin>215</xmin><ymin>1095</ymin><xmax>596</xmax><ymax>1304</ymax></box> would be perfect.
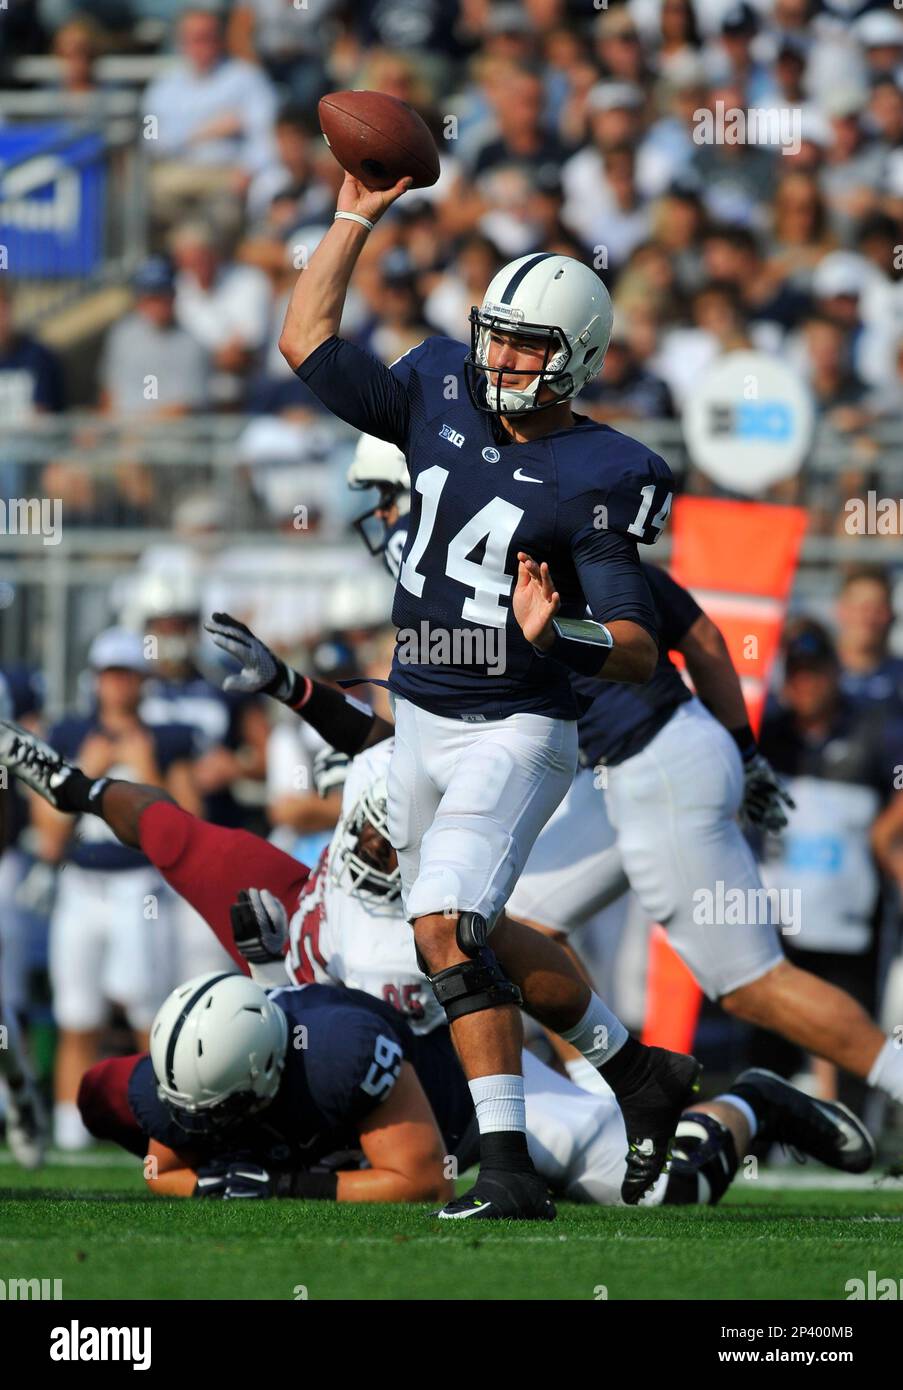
<box><xmin>150</xmin><ymin>972</ymin><xmax>288</xmax><ymax>1134</ymax></box>
<box><xmin>465</xmin><ymin>252</ymin><xmax>613</xmax><ymax>416</ymax></box>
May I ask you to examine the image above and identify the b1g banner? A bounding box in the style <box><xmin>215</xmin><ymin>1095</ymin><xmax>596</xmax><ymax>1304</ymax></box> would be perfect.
<box><xmin>0</xmin><ymin>125</ymin><xmax>106</xmax><ymax>277</ymax></box>
<box><xmin>642</xmin><ymin>497</ymin><xmax>808</xmax><ymax>1053</ymax></box>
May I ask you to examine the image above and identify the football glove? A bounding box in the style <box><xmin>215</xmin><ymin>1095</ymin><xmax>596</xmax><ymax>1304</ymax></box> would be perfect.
<box><xmin>204</xmin><ymin>612</ymin><xmax>296</xmax><ymax>701</ymax></box>
<box><xmin>312</xmin><ymin>746</ymin><xmax>351</xmax><ymax>799</ymax></box>
<box><xmin>195</xmin><ymin>1159</ymin><xmax>277</xmax><ymax>1199</ymax></box>
<box><xmin>194</xmin><ymin>1160</ymin><xmax>335</xmax><ymax>1200</ymax></box>
<box><xmin>740</xmin><ymin>753</ymin><xmax>795</xmax><ymax>833</ymax></box>
<box><xmin>230</xmin><ymin>887</ymin><xmax>289</xmax><ymax>964</ymax></box>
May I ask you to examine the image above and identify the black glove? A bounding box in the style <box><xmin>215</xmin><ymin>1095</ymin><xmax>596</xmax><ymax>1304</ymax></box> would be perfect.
<box><xmin>194</xmin><ymin>1160</ymin><xmax>336</xmax><ymax>1200</ymax></box>
<box><xmin>195</xmin><ymin>1158</ymin><xmax>276</xmax><ymax>1199</ymax></box>
<box><xmin>230</xmin><ymin>887</ymin><xmax>289</xmax><ymax>964</ymax></box>
<box><xmin>741</xmin><ymin>752</ymin><xmax>795</xmax><ymax>833</ymax></box>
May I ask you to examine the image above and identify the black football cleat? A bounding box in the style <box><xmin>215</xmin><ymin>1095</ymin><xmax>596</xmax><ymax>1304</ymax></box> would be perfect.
<box><xmin>0</xmin><ymin>720</ymin><xmax>76</xmax><ymax>810</ymax></box>
<box><xmin>734</xmin><ymin>1068</ymin><xmax>875</xmax><ymax>1174</ymax></box>
<box><xmin>435</xmin><ymin>1168</ymin><xmax>556</xmax><ymax>1221</ymax></box>
<box><xmin>619</xmin><ymin>1047</ymin><xmax>703</xmax><ymax>1205</ymax></box>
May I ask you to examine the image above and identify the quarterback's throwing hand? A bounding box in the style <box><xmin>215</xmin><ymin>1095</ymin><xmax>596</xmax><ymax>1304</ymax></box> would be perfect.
<box><xmin>513</xmin><ymin>553</ymin><xmax>560</xmax><ymax>651</ymax></box>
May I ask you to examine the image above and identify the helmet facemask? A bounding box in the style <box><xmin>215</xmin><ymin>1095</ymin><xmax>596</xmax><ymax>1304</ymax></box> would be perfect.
<box><xmin>331</xmin><ymin>780</ymin><xmax>401</xmax><ymax>903</ymax></box>
<box><xmin>351</xmin><ymin>482</ymin><xmax>410</xmax><ymax>558</ymax></box>
<box><xmin>160</xmin><ymin>1085</ymin><xmax>270</xmax><ymax>1137</ymax></box>
<box><xmin>465</xmin><ymin>306</ymin><xmax>575</xmax><ymax>415</ymax></box>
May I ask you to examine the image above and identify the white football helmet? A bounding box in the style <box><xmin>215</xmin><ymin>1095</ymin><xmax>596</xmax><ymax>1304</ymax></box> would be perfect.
<box><xmin>150</xmin><ymin>972</ymin><xmax>289</xmax><ymax>1134</ymax></box>
<box><xmin>465</xmin><ymin>252</ymin><xmax>613</xmax><ymax>415</ymax></box>
<box><xmin>347</xmin><ymin>433</ymin><xmax>411</xmax><ymax>557</ymax></box>
<box><xmin>331</xmin><ymin>775</ymin><xmax>401</xmax><ymax>903</ymax></box>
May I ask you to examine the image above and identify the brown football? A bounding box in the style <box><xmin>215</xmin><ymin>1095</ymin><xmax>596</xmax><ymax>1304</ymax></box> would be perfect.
<box><xmin>318</xmin><ymin>90</ymin><xmax>440</xmax><ymax>192</ymax></box>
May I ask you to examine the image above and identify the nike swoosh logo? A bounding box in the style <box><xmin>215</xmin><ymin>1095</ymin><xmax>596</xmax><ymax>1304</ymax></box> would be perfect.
<box><xmin>513</xmin><ymin>469</ymin><xmax>543</xmax><ymax>483</ymax></box>
<box><xmin>438</xmin><ymin>1201</ymin><xmax>493</xmax><ymax>1220</ymax></box>
<box><xmin>814</xmin><ymin>1102</ymin><xmax>866</xmax><ymax>1151</ymax></box>
<box><xmin>634</xmin><ymin>1138</ymin><xmax>655</xmax><ymax>1156</ymax></box>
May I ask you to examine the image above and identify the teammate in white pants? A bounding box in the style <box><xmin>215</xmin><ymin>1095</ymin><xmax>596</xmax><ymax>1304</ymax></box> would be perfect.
<box><xmin>509</xmin><ymin>569</ymin><xmax>903</xmax><ymax>1110</ymax></box>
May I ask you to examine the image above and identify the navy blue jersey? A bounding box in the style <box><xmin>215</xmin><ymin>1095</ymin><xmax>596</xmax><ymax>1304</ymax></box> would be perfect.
<box><xmin>127</xmin><ymin>983</ymin><xmax>474</xmax><ymax>1165</ymax></box>
<box><xmin>840</xmin><ymin>656</ymin><xmax>903</xmax><ymax>716</ymax></box>
<box><xmin>297</xmin><ymin>335</ymin><xmax>672</xmax><ymax>720</ymax></box>
<box><xmin>759</xmin><ymin>695</ymin><xmax>899</xmax><ymax>803</ymax></box>
<box><xmin>575</xmin><ymin>565</ymin><xmax>701</xmax><ymax>767</ymax></box>
<box><xmin>140</xmin><ymin>675</ymin><xmax>261</xmax><ymax>827</ymax></box>
<box><xmin>48</xmin><ymin>714</ymin><xmax>193</xmax><ymax>871</ymax></box>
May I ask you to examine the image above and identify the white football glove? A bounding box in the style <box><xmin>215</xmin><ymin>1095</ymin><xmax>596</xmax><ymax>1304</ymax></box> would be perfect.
<box><xmin>204</xmin><ymin>613</ymin><xmax>293</xmax><ymax>699</ymax></box>
<box><xmin>740</xmin><ymin>753</ymin><xmax>795</xmax><ymax>833</ymax></box>
<box><xmin>312</xmin><ymin>747</ymin><xmax>351</xmax><ymax>799</ymax></box>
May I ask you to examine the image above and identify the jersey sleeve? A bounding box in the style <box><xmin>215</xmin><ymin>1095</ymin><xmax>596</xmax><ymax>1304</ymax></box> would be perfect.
<box><xmin>310</xmin><ymin>1003</ymin><xmax>408</xmax><ymax>1128</ymax></box>
<box><xmin>643</xmin><ymin>565</ymin><xmax>704</xmax><ymax>650</ymax></box>
<box><xmin>560</xmin><ymin>448</ymin><xmax>674</xmax><ymax>548</ymax></box>
<box><xmin>292</xmin><ymin>334</ymin><xmax>412</xmax><ymax>450</ymax></box>
<box><xmin>571</xmin><ymin>528</ymin><xmax>659</xmax><ymax>640</ymax></box>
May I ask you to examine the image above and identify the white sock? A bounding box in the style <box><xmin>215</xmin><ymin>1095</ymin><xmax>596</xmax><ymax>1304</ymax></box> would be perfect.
<box><xmin>719</xmin><ymin>1094</ymin><xmax>758</xmax><ymax>1139</ymax></box>
<box><xmin>54</xmin><ymin>1101</ymin><xmax>93</xmax><ymax>1152</ymax></box>
<box><xmin>467</xmin><ymin>1073</ymin><xmax>526</xmax><ymax>1134</ymax></box>
<box><xmin>560</xmin><ymin>993</ymin><xmax>628</xmax><ymax>1067</ymax></box>
<box><xmin>867</xmin><ymin>1037</ymin><xmax>903</xmax><ymax>1104</ymax></box>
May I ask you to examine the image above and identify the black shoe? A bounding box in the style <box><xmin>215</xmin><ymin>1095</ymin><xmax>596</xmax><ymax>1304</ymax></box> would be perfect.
<box><xmin>0</xmin><ymin>720</ymin><xmax>75</xmax><ymax>810</ymax></box>
<box><xmin>618</xmin><ymin>1047</ymin><xmax>703</xmax><ymax>1205</ymax></box>
<box><xmin>735</xmin><ymin>1068</ymin><xmax>875</xmax><ymax>1174</ymax></box>
<box><xmin>435</xmin><ymin>1168</ymin><xmax>556</xmax><ymax>1221</ymax></box>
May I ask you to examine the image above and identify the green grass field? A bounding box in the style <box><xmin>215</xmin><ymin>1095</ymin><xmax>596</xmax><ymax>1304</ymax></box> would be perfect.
<box><xmin>2</xmin><ymin>1150</ymin><xmax>903</xmax><ymax>1300</ymax></box>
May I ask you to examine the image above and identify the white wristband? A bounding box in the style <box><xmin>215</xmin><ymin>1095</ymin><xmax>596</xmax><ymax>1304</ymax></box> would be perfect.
<box><xmin>334</xmin><ymin>211</ymin><xmax>374</xmax><ymax>232</ymax></box>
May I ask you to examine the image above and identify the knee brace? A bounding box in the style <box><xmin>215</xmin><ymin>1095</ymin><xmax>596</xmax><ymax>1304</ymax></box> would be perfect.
<box><xmin>662</xmin><ymin>1111</ymin><xmax>738</xmax><ymax>1207</ymax></box>
<box><xmin>418</xmin><ymin>911</ymin><xmax>522</xmax><ymax>1024</ymax></box>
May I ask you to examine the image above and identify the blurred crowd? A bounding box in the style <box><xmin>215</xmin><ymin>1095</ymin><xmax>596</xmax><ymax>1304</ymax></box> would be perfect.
<box><xmin>1</xmin><ymin>0</ymin><xmax>902</xmax><ymax>536</ymax></box>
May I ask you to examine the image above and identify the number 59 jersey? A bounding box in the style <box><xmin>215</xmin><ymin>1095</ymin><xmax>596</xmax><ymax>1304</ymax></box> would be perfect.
<box><xmin>295</xmin><ymin>334</ymin><xmax>673</xmax><ymax>721</ymax></box>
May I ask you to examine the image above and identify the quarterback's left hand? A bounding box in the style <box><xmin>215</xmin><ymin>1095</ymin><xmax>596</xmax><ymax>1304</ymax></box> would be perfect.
<box><xmin>740</xmin><ymin>753</ymin><xmax>795</xmax><ymax>833</ymax></box>
<box><xmin>513</xmin><ymin>552</ymin><xmax>560</xmax><ymax>651</ymax></box>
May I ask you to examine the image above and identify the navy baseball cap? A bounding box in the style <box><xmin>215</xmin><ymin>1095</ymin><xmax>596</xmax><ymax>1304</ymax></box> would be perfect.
<box><xmin>132</xmin><ymin>256</ymin><xmax>176</xmax><ymax>295</ymax></box>
<box><xmin>783</xmin><ymin>621</ymin><xmax>838</xmax><ymax>673</ymax></box>
<box><xmin>722</xmin><ymin>2</ymin><xmax>758</xmax><ymax>34</ymax></box>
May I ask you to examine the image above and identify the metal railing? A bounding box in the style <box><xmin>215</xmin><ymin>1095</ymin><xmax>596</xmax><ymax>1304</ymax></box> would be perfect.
<box><xmin>2</xmin><ymin>411</ymin><xmax>903</xmax><ymax>546</ymax></box>
<box><xmin>2</xmin><ymin>412</ymin><xmax>903</xmax><ymax>714</ymax></box>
